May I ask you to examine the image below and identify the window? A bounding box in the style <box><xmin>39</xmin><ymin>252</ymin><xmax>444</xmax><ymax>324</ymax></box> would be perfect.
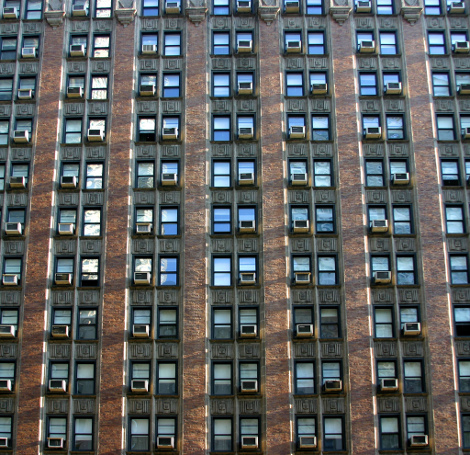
<box><xmin>158</xmin><ymin>307</ymin><xmax>177</xmax><ymax>338</ymax></box>
<box><xmin>239</xmin><ymin>308</ymin><xmax>257</xmax><ymax>337</ymax></box>
<box><xmin>375</xmin><ymin>308</ymin><xmax>393</xmax><ymax>338</ymax></box>
<box><xmin>445</xmin><ymin>205</ymin><xmax>464</xmax><ymax>234</ymax></box>
<box><xmin>78</xmin><ymin>309</ymin><xmax>97</xmax><ymax>339</ymax></box>
<box><xmin>293</xmin><ymin>307</ymin><xmax>313</xmax><ymax>332</ymax></box>
<box><xmin>238</xmin><ymin>160</ymin><xmax>255</xmax><ymax>185</ymax></box>
<box><xmin>48</xmin><ymin>417</ymin><xmax>67</xmax><ymax>444</ymax></box>
<box><xmin>386</xmin><ymin>114</ymin><xmax>404</xmax><ymax>139</ymax></box>
<box><xmin>143</xmin><ymin>0</ymin><xmax>158</xmax><ymax>15</ymax></box>
<box><xmin>437</xmin><ymin>115</ymin><xmax>455</xmax><ymax>140</ymax></box>
<box><xmin>3</xmin><ymin>258</ymin><xmax>21</xmax><ymax>282</ymax></box>
<box><xmin>312</xmin><ymin>115</ymin><xmax>329</xmax><ymax>140</ymax></box>
<box><xmin>161</xmin><ymin>161</ymin><xmax>179</xmax><ymax>185</ymax></box>
<box><xmin>296</xmin><ymin>417</ymin><xmax>316</xmax><ymax>449</ymax></box>
<box><xmin>0</xmin><ymin>79</ymin><xmax>12</xmax><ymax>101</ymax></box>
<box><xmin>0</xmin><ymin>309</ymin><xmax>17</xmax><ymax>336</ymax></box>
<box><xmin>0</xmin><ymin>362</ymin><xmax>14</xmax><ymax>388</ymax></box>
<box><xmin>404</xmin><ymin>360</ymin><xmax>424</xmax><ymax>392</ymax></box>
<box><xmin>0</xmin><ymin>164</ymin><xmax>4</xmax><ymax>190</ymax></box>
<box><xmin>95</xmin><ymin>0</ymin><xmax>111</xmax><ymax>16</ymax></box>
<box><xmin>450</xmin><ymin>255</ymin><xmax>469</xmax><ymax>284</ymax></box>
<box><xmin>90</xmin><ymin>75</ymin><xmax>107</xmax><ymax>99</ymax></box>
<box><xmin>428</xmin><ymin>32</ymin><xmax>446</xmax><ymax>54</ymax></box>
<box><xmin>0</xmin><ymin>121</ymin><xmax>8</xmax><ymax>145</ymax></box>
<box><xmin>308</xmin><ymin>32</ymin><xmax>325</xmax><ymax>54</ymax></box>
<box><xmin>390</xmin><ymin>160</ymin><xmax>408</xmax><ymax>177</ymax></box>
<box><xmin>213</xmin><ymin>73</ymin><xmax>230</xmax><ymax>97</ymax></box>
<box><xmin>320</xmin><ymin>307</ymin><xmax>339</xmax><ymax>338</ymax></box>
<box><xmin>286</xmin><ymin>73</ymin><xmax>304</xmax><ymax>96</ymax></box>
<box><xmin>214</xmin><ymin>0</ymin><xmax>229</xmax><ymax>14</ymax></box>
<box><xmin>213</xmin><ymin>160</ymin><xmax>231</xmax><ymax>187</ymax></box>
<box><xmin>15</xmin><ymin>118</ymin><xmax>32</xmax><ymax>137</ymax></box>
<box><xmin>156</xmin><ymin>417</ymin><xmax>177</xmax><ymax>447</ymax></box>
<box><xmin>212</xmin><ymin>363</ymin><xmax>232</xmax><ymax>395</ymax></box>
<box><xmin>237</xmin><ymin>115</ymin><xmax>254</xmax><ymax>138</ymax></box>
<box><xmin>400</xmin><ymin>306</ymin><xmax>419</xmax><ymax>331</ymax></box>
<box><xmin>71</xmin><ymin>35</ymin><xmax>87</xmax><ymax>55</ymax></box>
<box><xmin>236</xmin><ymin>32</ymin><xmax>253</xmax><ymax>53</ymax></box>
<box><xmin>163</xmin><ymin>73</ymin><xmax>180</xmax><ymax>97</ymax></box>
<box><xmin>457</xmin><ymin>72</ymin><xmax>470</xmax><ymax>93</ymax></box>
<box><xmin>75</xmin><ymin>363</ymin><xmax>95</xmax><ymax>395</ymax></box>
<box><xmin>365</xmin><ymin>160</ymin><xmax>384</xmax><ymax>186</ymax></box>
<box><xmin>371</xmin><ymin>255</ymin><xmax>390</xmax><ymax>274</ymax></box>
<box><xmin>160</xmin><ymin>207</ymin><xmax>178</xmax><ymax>235</ymax></box>
<box><xmin>295</xmin><ymin>361</ymin><xmax>315</xmax><ymax>394</ymax></box>
<box><xmin>80</xmin><ymin>257</ymin><xmax>99</xmax><ymax>286</ymax></box>
<box><xmin>0</xmin><ymin>417</ymin><xmax>11</xmax><ymax>447</ymax></box>
<box><xmin>315</xmin><ymin>206</ymin><xmax>335</xmax><ymax>233</ymax></box>
<box><xmin>18</xmin><ymin>77</ymin><xmax>36</xmax><ymax>99</ymax></box>
<box><xmin>164</xmin><ymin>33</ymin><xmax>181</xmax><ymax>56</ymax></box>
<box><xmin>7</xmin><ymin>209</ymin><xmax>25</xmax><ymax>231</ymax></box>
<box><xmin>73</xmin><ymin>418</ymin><xmax>93</xmax><ymax>451</ymax></box>
<box><xmin>85</xmin><ymin>163</ymin><xmax>103</xmax><ymax>189</ymax></box>
<box><xmin>138</xmin><ymin>117</ymin><xmax>156</xmax><ymax>142</ymax></box>
<box><xmin>318</xmin><ymin>256</ymin><xmax>337</xmax><ymax>285</ymax></box>
<box><xmin>380</xmin><ymin>32</ymin><xmax>397</xmax><ymax>54</ymax></box>
<box><xmin>461</xmin><ymin>115</ymin><xmax>470</xmax><ymax>138</ymax></box>
<box><xmin>129</xmin><ymin>418</ymin><xmax>149</xmax><ymax>451</ymax></box>
<box><xmin>213</xmin><ymin>207</ymin><xmax>231</xmax><ymax>234</ymax></box>
<box><xmin>136</xmin><ymin>162</ymin><xmax>154</xmax><ymax>188</ymax></box>
<box><xmin>134</xmin><ymin>256</ymin><xmax>152</xmax><ymax>279</ymax></box>
<box><xmin>0</xmin><ymin>37</ymin><xmax>16</xmax><ymax>60</ymax></box>
<box><xmin>25</xmin><ymin>0</ymin><xmax>42</xmax><ymax>18</ymax></box>
<box><xmin>212</xmin><ymin>308</ymin><xmax>232</xmax><ymax>339</ymax></box>
<box><xmin>22</xmin><ymin>36</ymin><xmax>39</xmax><ymax>56</ymax></box>
<box><xmin>293</xmin><ymin>256</ymin><xmax>311</xmax><ymax>283</ymax></box>
<box><xmin>407</xmin><ymin>416</ymin><xmax>426</xmax><ymax>441</ymax></box>
<box><xmin>324</xmin><ymin>417</ymin><xmax>344</xmax><ymax>451</ymax></box>
<box><xmin>140</xmin><ymin>73</ymin><xmax>157</xmax><ymax>93</ymax></box>
<box><xmin>136</xmin><ymin>207</ymin><xmax>153</xmax><ymax>232</ymax></box>
<box><xmin>455</xmin><ymin>307</ymin><xmax>470</xmax><ymax>336</ymax></box>
<box><xmin>132</xmin><ymin>308</ymin><xmax>151</xmax><ymax>329</ymax></box>
<box><xmin>238</xmin><ymin>206</ymin><xmax>256</xmax><ymax>230</ymax></box>
<box><xmin>88</xmin><ymin>117</ymin><xmax>105</xmax><ymax>137</ymax></box>
<box><xmin>213</xmin><ymin>32</ymin><xmax>230</xmax><ymax>55</ymax></box>
<box><xmin>56</xmin><ymin>258</ymin><xmax>74</xmax><ymax>283</ymax></box>
<box><xmin>357</xmin><ymin>31</ymin><xmax>374</xmax><ymax>51</ymax></box>
<box><xmin>213</xmin><ymin>418</ymin><xmax>232</xmax><ymax>452</ymax></box>
<box><xmin>452</xmin><ymin>32</ymin><xmax>468</xmax><ymax>51</ymax></box>
<box><xmin>291</xmin><ymin>206</ymin><xmax>309</xmax><ymax>231</ymax></box>
<box><xmin>441</xmin><ymin>160</ymin><xmax>459</xmax><ymax>185</ymax></box>
<box><xmin>432</xmin><ymin>72</ymin><xmax>450</xmax><ymax>96</ymax></box>
<box><xmin>459</xmin><ymin>360</ymin><xmax>470</xmax><ymax>391</ymax></box>
<box><xmin>239</xmin><ymin>256</ymin><xmax>256</xmax><ymax>284</ymax></box>
<box><xmin>396</xmin><ymin>256</ymin><xmax>415</xmax><ymax>285</ymax></box>
<box><xmin>131</xmin><ymin>362</ymin><xmax>150</xmax><ymax>384</ymax></box>
<box><xmin>313</xmin><ymin>160</ymin><xmax>332</xmax><ymax>187</ymax></box>
<box><xmin>157</xmin><ymin>362</ymin><xmax>177</xmax><ymax>395</ymax></box>
<box><xmin>53</xmin><ymin>308</ymin><xmax>72</xmax><ymax>330</ymax></box>
<box><xmin>237</xmin><ymin>72</ymin><xmax>254</xmax><ymax>94</ymax></box>
<box><xmin>377</xmin><ymin>360</ymin><xmax>396</xmax><ymax>382</ymax></box>
<box><xmin>287</xmin><ymin>115</ymin><xmax>306</xmax><ymax>139</ymax></box>
<box><xmin>240</xmin><ymin>418</ymin><xmax>259</xmax><ymax>446</ymax></box>
<box><xmin>82</xmin><ymin>208</ymin><xmax>100</xmax><ymax>236</ymax></box>
<box><xmin>424</xmin><ymin>0</ymin><xmax>441</xmax><ymax>14</ymax></box>
<box><xmin>306</xmin><ymin>0</ymin><xmax>323</xmax><ymax>14</ymax></box>
<box><xmin>213</xmin><ymin>116</ymin><xmax>231</xmax><ymax>141</ymax></box>
<box><xmin>159</xmin><ymin>257</ymin><xmax>178</xmax><ymax>286</ymax></box>
<box><xmin>213</xmin><ymin>256</ymin><xmax>231</xmax><ymax>286</ymax></box>
<box><xmin>11</xmin><ymin>163</ymin><xmax>29</xmax><ymax>186</ymax></box>
<box><xmin>380</xmin><ymin>416</ymin><xmax>400</xmax><ymax>449</ymax></box>
<box><xmin>363</xmin><ymin>115</ymin><xmax>380</xmax><ymax>133</ymax></box>
<box><xmin>93</xmin><ymin>35</ymin><xmax>110</xmax><ymax>57</ymax></box>
<box><xmin>239</xmin><ymin>363</ymin><xmax>258</xmax><ymax>390</ymax></box>
<box><xmin>359</xmin><ymin>73</ymin><xmax>377</xmax><ymax>96</ymax></box>
<box><xmin>64</xmin><ymin>119</ymin><xmax>82</xmax><ymax>144</ymax></box>
<box><xmin>322</xmin><ymin>361</ymin><xmax>341</xmax><ymax>384</ymax></box>
<box><xmin>310</xmin><ymin>72</ymin><xmax>327</xmax><ymax>92</ymax></box>
<box><xmin>393</xmin><ymin>206</ymin><xmax>412</xmax><ymax>235</ymax></box>
<box><xmin>285</xmin><ymin>32</ymin><xmax>302</xmax><ymax>53</ymax></box>
<box><xmin>377</xmin><ymin>0</ymin><xmax>393</xmax><ymax>14</ymax></box>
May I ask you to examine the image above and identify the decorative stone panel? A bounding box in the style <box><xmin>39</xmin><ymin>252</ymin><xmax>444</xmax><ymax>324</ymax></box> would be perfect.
<box><xmin>77</xmin><ymin>290</ymin><xmax>100</xmax><ymax>305</ymax></box>
<box><xmin>75</xmin><ymin>344</ymin><xmax>97</xmax><ymax>359</ymax></box>
<box><xmin>374</xmin><ymin>341</ymin><xmax>397</xmax><ymax>357</ymax></box>
<box><xmin>212</xmin><ymin>289</ymin><xmax>233</xmax><ymax>304</ymax></box>
<box><xmin>128</xmin><ymin>399</ymin><xmax>151</xmax><ymax>414</ymax></box>
<box><xmin>295</xmin><ymin>398</ymin><xmax>317</xmax><ymax>414</ymax></box>
<box><xmin>211</xmin><ymin>344</ymin><xmax>234</xmax><ymax>359</ymax></box>
<box><xmin>211</xmin><ymin>398</ymin><xmax>234</xmax><ymax>415</ymax></box>
<box><xmin>294</xmin><ymin>343</ymin><xmax>315</xmax><ymax>358</ymax></box>
<box><xmin>132</xmin><ymin>289</ymin><xmax>154</xmax><ymax>305</ymax></box>
<box><xmin>129</xmin><ymin>343</ymin><xmax>152</xmax><ymax>359</ymax></box>
<box><xmin>157</xmin><ymin>343</ymin><xmax>178</xmax><ymax>359</ymax></box>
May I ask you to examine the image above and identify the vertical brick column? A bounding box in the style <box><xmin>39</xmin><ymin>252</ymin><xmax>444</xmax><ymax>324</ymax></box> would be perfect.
<box><xmin>16</xmin><ymin>24</ymin><xmax>65</xmax><ymax>454</ymax></box>
<box><xmin>182</xmin><ymin>18</ymin><xmax>207</xmax><ymax>455</ymax></box>
<box><xmin>331</xmin><ymin>18</ymin><xmax>375</xmax><ymax>454</ymax></box>
<box><xmin>98</xmin><ymin>19</ymin><xmax>135</xmax><ymax>454</ymax></box>
<box><xmin>403</xmin><ymin>18</ymin><xmax>459</xmax><ymax>454</ymax></box>
<box><xmin>259</xmin><ymin>17</ymin><xmax>291</xmax><ymax>455</ymax></box>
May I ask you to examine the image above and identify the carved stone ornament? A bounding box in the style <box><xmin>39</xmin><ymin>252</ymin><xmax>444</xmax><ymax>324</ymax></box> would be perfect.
<box><xmin>329</xmin><ymin>0</ymin><xmax>351</xmax><ymax>25</ymax></box>
<box><xmin>115</xmin><ymin>5</ymin><xmax>137</xmax><ymax>26</ymax></box>
<box><xmin>186</xmin><ymin>6</ymin><xmax>208</xmax><ymax>25</ymax></box>
<box><xmin>258</xmin><ymin>5</ymin><xmax>280</xmax><ymax>25</ymax></box>
<box><xmin>44</xmin><ymin>10</ymin><xmax>65</xmax><ymax>28</ymax></box>
<box><xmin>401</xmin><ymin>3</ymin><xmax>422</xmax><ymax>25</ymax></box>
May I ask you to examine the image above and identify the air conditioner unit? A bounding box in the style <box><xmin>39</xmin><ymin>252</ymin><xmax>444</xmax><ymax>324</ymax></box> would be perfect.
<box><xmin>48</xmin><ymin>379</ymin><xmax>67</xmax><ymax>393</ymax></box>
<box><xmin>460</xmin><ymin>84</ymin><xmax>470</xmax><ymax>95</ymax></box>
<box><xmin>87</xmin><ymin>128</ymin><xmax>104</xmax><ymax>142</ymax></box>
<box><xmin>157</xmin><ymin>436</ymin><xmax>175</xmax><ymax>449</ymax></box>
<box><xmin>237</xmin><ymin>0</ymin><xmax>251</xmax><ymax>12</ymax></box>
<box><xmin>454</xmin><ymin>41</ymin><xmax>470</xmax><ymax>53</ymax></box>
<box><xmin>134</xmin><ymin>272</ymin><xmax>151</xmax><ymax>285</ymax></box>
<box><xmin>359</xmin><ymin>40</ymin><xmax>375</xmax><ymax>53</ymax></box>
<box><xmin>161</xmin><ymin>173</ymin><xmax>177</xmax><ymax>186</ymax></box>
<box><xmin>67</xmin><ymin>86</ymin><xmax>83</xmax><ymax>98</ymax></box>
<box><xmin>380</xmin><ymin>378</ymin><xmax>399</xmax><ymax>392</ymax></box>
<box><xmin>55</xmin><ymin>273</ymin><xmax>72</xmax><ymax>285</ymax></box>
<box><xmin>136</xmin><ymin>223</ymin><xmax>153</xmax><ymax>234</ymax></box>
<box><xmin>18</xmin><ymin>89</ymin><xmax>33</xmax><ymax>99</ymax></box>
<box><xmin>286</xmin><ymin>40</ymin><xmax>302</xmax><ymax>53</ymax></box>
<box><xmin>373</xmin><ymin>271</ymin><xmax>392</xmax><ymax>284</ymax></box>
<box><xmin>132</xmin><ymin>324</ymin><xmax>150</xmax><ymax>338</ymax></box>
<box><xmin>139</xmin><ymin>84</ymin><xmax>156</xmax><ymax>96</ymax></box>
<box><xmin>0</xmin><ymin>325</ymin><xmax>15</xmax><ymax>338</ymax></box>
<box><xmin>240</xmin><ymin>379</ymin><xmax>258</xmax><ymax>393</ymax></box>
<box><xmin>323</xmin><ymin>379</ymin><xmax>342</xmax><ymax>392</ymax></box>
<box><xmin>47</xmin><ymin>437</ymin><xmax>65</xmax><ymax>449</ymax></box>
<box><xmin>162</xmin><ymin>127</ymin><xmax>178</xmax><ymax>140</ymax></box>
<box><xmin>370</xmin><ymin>219</ymin><xmax>389</xmax><ymax>233</ymax></box>
<box><xmin>239</xmin><ymin>220</ymin><xmax>256</xmax><ymax>233</ymax></box>
<box><xmin>299</xmin><ymin>436</ymin><xmax>317</xmax><ymax>449</ymax></box>
<box><xmin>58</xmin><ymin>223</ymin><xmax>74</xmax><ymax>235</ymax></box>
<box><xmin>131</xmin><ymin>379</ymin><xmax>149</xmax><ymax>392</ymax></box>
<box><xmin>240</xmin><ymin>324</ymin><xmax>257</xmax><ymax>337</ymax></box>
<box><xmin>355</xmin><ymin>0</ymin><xmax>371</xmax><ymax>12</ymax></box>
<box><xmin>289</xmin><ymin>125</ymin><xmax>306</xmax><ymax>139</ymax></box>
<box><xmin>13</xmin><ymin>130</ymin><xmax>29</xmax><ymax>143</ymax></box>
<box><xmin>165</xmin><ymin>0</ymin><xmax>181</xmax><ymax>13</ymax></box>
<box><xmin>284</xmin><ymin>0</ymin><xmax>300</xmax><ymax>12</ymax></box>
<box><xmin>448</xmin><ymin>1</ymin><xmax>465</xmax><ymax>13</ymax></box>
<box><xmin>60</xmin><ymin>176</ymin><xmax>77</xmax><ymax>188</ymax></box>
<box><xmin>463</xmin><ymin>127</ymin><xmax>470</xmax><ymax>139</ymax></box>
<box><xmin>311</xmin><ymin>83</ymin><xmax>328</xmax><ymax>94</ymax></box>
<box><xmin>291</xmin><ymin>173</ymin><xmax>308</xmax><ymax>185</ymax></box>
<box><xmin>294</xmin><ymin>272</ymin><xmax>311</xmax><ymax>284</ymax></box>
<box><xmin>364</xmin><ymin>126</ymin><xmax>382</xmax><ymax>139</ymax></box>
<box><xmin>238</xmin><ymin>81</ymin><xmax>253</xmax><ymax>95</ymax></box>
<box><xmin>240</xmin><ymin>272</ymin><xmax>256</xmax><ymax>285</ymax></box>
<box><xmin>385</xmin><ymin>81</ymin><xmax>402</xmax><ymax>95</ymax></box>
<box><xmin>70</xmin><ymin>44</ymin><xmax>85</xmax><ymax>57</ymax></box>
<box><xmin>10</xmin><ymin>176</ymin><xmax>26</xmax><ymax>188</ymax></box>
<box><xmin>296</xmin><ymin>323</ymin><xmax>314</xmax><ymax>337</ymax></box>
<box><xmin>237</xmin><ymin>40</ymin><xmax>253</xmax><ymax>53</ymax></box>
<box><xmin>410</xmin><ymin>435</ymin><xmax>429</xmax><ymax>447</ymax></box>
<box><xmin>72</xmin><ymin>3</ymin><xmax>88</xmax><ymax>15</ymax></box>
<box><xmin>238</xmin><ymin>127</ymin><xmax>254</xmax><ymax>139</ymax></box>
<box><xmin>239</xmin><ymin>172</ymin><xmax>254</xmax><ymax>185</ymax></box>
<box><xmin>2</xmin><ymin>7</ymin><xmax>17</xmax><ymax>18</ymax></box>
<box><xmin>21</xmin><ymin>47</ymin><xmax>36</xmax><ymax>58</ymax></box>
<box><xmin>5</xmin><ymin>222</ymin><xmax>22</xmax><ymax>235</ymax></box>
<box><xmin>392</xmin><ymin>172</ymin><xmax>410</xmax><ymax>185</ymax></box>
<box><xmin>0</xmin><ymin>438</ymin><xmax>8</xmax><ymax>448</ymax></box>
<box><xmin>241</xmin><ymin>436</ymin><xmax>259</xmax><ymax>449</ymax></box>
<box><xmin>403</xmin><ymin>322</ymin><xmax>421</xmax><ymax>336</ymax></box>
<box><xmin>51</xmin><ymin>325</ymin><xmax>69</xmax><ymax>338</ymax></box>
<box><xmin>142</xmin><ymin>44</ymin><xmax>157</xmax><ymax>54</ymax></box>
<box><xmin>0</xmin><ymin>379</ymin><xmax>12</xmax><ymax>392</ymax></box>
<box><xmin>293</xmin><ymin>219</ymin><xmax>309</xmax><ymax>233</ymax></box>
<box><xmin>2</xmin><ymin>275</ymin><xmax>18</xmax><ymax>286</ymax></box>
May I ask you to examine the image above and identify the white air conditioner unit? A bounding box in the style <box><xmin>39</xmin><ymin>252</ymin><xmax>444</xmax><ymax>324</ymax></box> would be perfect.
<box><xmin>132</xmin><ymin>324</ymin><xmax>150</xmax><ymax>338</ymax></box>
<box><xmin>21</xmin><ymin>47</ymin><xmax>36</xmax><ymax>58</ymax></box>
<box><xmin>58</xmin><ymin>223</ymin><xmax>74</xmax><ymax>235</ymax></box>
<box><xmin>142</xmin><ymin>44</ymin><xmax>157</xmax><ymax>54</ymax></box>
<box><xmin>237</xmin><ymin>40</ymin><xmax>253</xmax><ymax>53</ymax></box>
<box><xmin>47</xmin><ymin>437</ymin><xmax>65</xmax><ymax>449</ymax></box>
<box><xmin>18</xmin><ymin>89</ymin><xmax>33</xmax><ymax>99</ymax></box>
<box><xmin>10</xmin><ymin>176</ymin><xmax>26</xmax><ymax>188</ymax></box>
<box><xmin>355</xmin><ymin>0</ymin><xmax>371</xmax><ymax>12</ymax></box>
<box><xmin>286</xmin><ymin>40</ymin><xmax>301</xmax><ymax>53</ymax></box>
<box><xmin>55</xmin><ymin>273</ymin><xmax>72</xmax><ymax>285</ymax></box>
<box><xmin>2</xmin><ymin>7</ymin><xmax>17</xmax><ymax>18</ymax></box>
<box><xmin>60</xmin><ymin>176</ymin><xmax>77</xmax><ymax>188</ymax></box>
<box><xmin>392</xmin><ymin>172</ymin><xmax>410</xmax><ymax>185</ymax></box>
<box><xmin>0</xmin><ymin>438</ymin><xmax>8</xmax><ymax>448</ymax></box>
<box><xmin>5</xmin><ymin>222</ymin><xmax>22</xmax><ymax>235</ymax></box>
<box><xmin>380</xmin><ymin>378</ymin><xmax>399</xmax><ymax>392</ymax></box>
<box><xmin>240</xmin><ymin>272</ymin><xmax>256</xmax><ymax>285</ymax></box>
<box><xmin>87</xmin><ymin>128</ymin><xmax>104</xmax><ymax>142</ymax></box>
<box><xmin>134</xmin><ymin>272</ymin><xmax>151</xmax><ymax>285</ymax></box>
<box><xmin>296</xmin><ymin>323</ymin><xmax>314</xmax><ymax>337</ymax></box>
<box><xmin>240</xmin><ymin>324</ymin><xmax>257</xmax><ymax>337</ymax></box>
<box><xmin>0</xmin><ymin>379</ymin><xmax>12</xmax><ymax>392</ymax></box>
<box><xmin>385</xmin><ymin>81</ymin><xmax>402</xmax><ymax>95</ymax></box>
<box><xmin>48</xmin><ymin>379</ymin><xmax>67</xmax><ymax>393</ymax></box>
<box><xmin>294</xmin><ymin>272</ymin><xmax>311</xmax><ymax>284</ymax></box>
<box><xmin>136</xmin><ymin>223</ymin><xmax>153</xmax><ymax>234</ymax></box>
<box><xmin>240</xmin><ymin>379</ymin><xmax>258</xmax><ymax>393</ymax></box>
<box><xmin>157</xmin><ymin>436</ymin><xmax>175</xmax><ymax>449</ymax></box>
<box><xmin>161</xmin><ymin>173</ymin><xmax>177</xmax><ymax>186</ymax></box>
<box><xmin>364</xmin><ymin>126</ymin><xmax>382</xmax><ymax>139</ymax></box>
<box><xmin>139</xmin><ymin>84</ymin><xmax>156</xmax><ymax>96</ymax></box>
<box><xmin>403</xmin><ymin>322</ymin><xmax>421</xmax><ymax>336</ymax></box>
<box><xmin>299</xmin><ymin>436</ymin><xmax>317</xmax><ymax>449</ymax></box>
<box><xmin>238</xmin><ymin>81</ymin><xmax>253</xmax><ymax>95</ymax></box>
<box><xmin>454</xmin><ymin>41</ymin><xmax>470</xmax><ymax>53</ymax></box>
<box><xmin>72</xmin><ymin>4</ymin><xmax>88</xmax><ymax>15</ymax></box>
<box><xmin>2</xmin><ymin>274</ymin><xmax>18</xmax><ymax>286</ymax></box>
<box><xmin>311</xmin><ymin>83</ymin><xmax>328</xmax><ymax>94</ymax></box>
<box><xmin>162</xmin><ymin>127</ymin><xmax>178</xmax><ymax>140</ymax></box>
<box><xmin>291</xmin><ymin>173</ymin><xmax>308</xmax><ymax>185</ymax></box>
<box><xmin>13</xmin><ymin>130</ymin><xmax>30</xmax><ymax>143</ymax></box>
<box><xmin>370</xmin><ymin>219</ymin><xmax>389</xmax><ymax>233</ymax></box>
<box><xmin>165</xmin><ymin>0</ymin><xmax>181</xmax><ymax>13</ymax></box>
<box><xmin>459</xmin><ymin>84</ymin><xmax>470</xmax><ymax>95</ymax></box>
<box><xmin>323</xmin><ymin>379</ymin><xmax>342</xmax><ymax>392</ymax></box>
<box><xmin>359</xmin><ymin>40</ymin><xmax>375</xmax><ymax>53</ymax></box>
<box><xmin>239</xmin><ymin>172</ymin><xmax>254</xmax><ymax>185</ymax></box>
<box><xmin>289</xmin><ymin>125</ymin><xmax>306</xmax><ymax>139</ymax></box>
<box><xmin>67</xmin><ymin>86</ymin><xmax>84</xmax><ymax>98</ymax></box>
<box><xmin>131</xmin><ymin>379</ymin><xmax>149</xmax><ymax>392</ymax></box>
<box><xmin>410</xmin><ymin>435</ymin><xmax>429</xmax><ymax>447</ymax></box>
<box><xmin>241</xmin><ymin>436</ymin><xmax>259</xmax><ymax>449</ymax></box>
<box><xmin>463</xmin><ymin>127</ymin><xmax>470</xmax><ymax>139</ymax></box>
<box><xmin>70</xmin><ymin>44</ymin><xmax>85</xmax><ymax>57</ymax></box>
<box><xmin>51</xmin><ymin>325</ymin><xmax>69</xmax><ymax>338</ymax></box>
<box><xmin>239</xmin><ymin>220</ymin><xmax>255</xmax><ymax>233</ymax></box>
<box><xmin>448</xmin><ymin>1</ymin><xmax>465</xmax><ymax>13</ymax></box>
<box><xmin>0</xmin><ymin>325</ymin><xmax>15</xmax><ymax>338</ymax></box>
<box><xmin>293</xmin><ymin>219</ymin><xmax>309</xmax><ymax>233</ymax></box>
<box><xmin>373</xmin><ymin>271</ymin><xmax>392</xmax><ymax>284</ymax></box>
<box><xmin>237</xmin><ymin>0</ymin><xmax>251</xmax><ymax>12</ymax></box>
<box><xmin>238</xmin><ymin>127</ymin><xmax>254</xmax><ymax>139</ymax></box>
<box><xmin>284</xmin><ymin>0</ymin><xmax>300</xmax><ymax>12</ymax></box>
